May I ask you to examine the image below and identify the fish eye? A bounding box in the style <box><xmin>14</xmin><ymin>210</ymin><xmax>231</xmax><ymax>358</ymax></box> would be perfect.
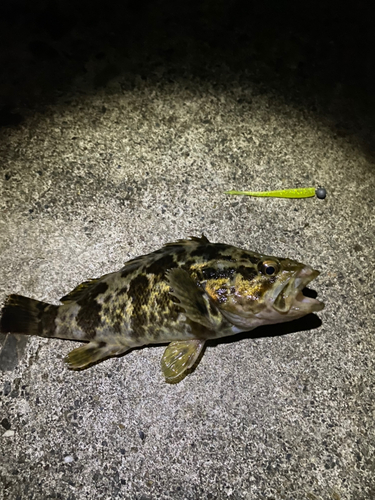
<box><xmin>258</xmin><ymin>260</ymin><xmax>279</xmax><ymax>276</ymax></box>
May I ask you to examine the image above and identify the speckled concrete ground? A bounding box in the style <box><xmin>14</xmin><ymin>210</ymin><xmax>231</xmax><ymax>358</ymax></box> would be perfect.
<box><xmin>1</xmin><ymin>2</ymin><xmax>374</xmax><ymax>500</ymax></box>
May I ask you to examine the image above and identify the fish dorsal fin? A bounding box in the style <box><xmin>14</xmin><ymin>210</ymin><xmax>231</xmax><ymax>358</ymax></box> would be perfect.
<box><xmin>161</xmin><ymin>340</ymin><xmax>205</xmax><ymax>382</ymax></box>
<box><xmin>164</xmin><ymin>234</ymin><xmax>210</xmax><ymax>247</ymax></box>
<box><xmin>60</xmin><ymin>278</ymin><xmax>101</xmax><ymax>303</ymax></box>
<box><xmin>188</xmin><ymin>234</ymin><xmax>210</xmax><ymax>243</ymax></box>
<box><xmin>120</xmin><ymin>236</ymin><xmax>210</xmax><ymax>273</ymax></box>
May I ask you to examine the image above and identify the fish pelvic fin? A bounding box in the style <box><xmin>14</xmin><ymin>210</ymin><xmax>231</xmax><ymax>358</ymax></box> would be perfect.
<box><xmin>0</xmin><ymin>294</ymin><xmax>58</xmax><ymax>337</ymax></box>
<box><xmin>64</xmin><ymin>340</ymin><xmax>130</xmax><ymax>370</ymax></box>
<box><xmin>161</xmin><ymin>339</ymin><xmax>205</xmax><ymax>383</ymax></box>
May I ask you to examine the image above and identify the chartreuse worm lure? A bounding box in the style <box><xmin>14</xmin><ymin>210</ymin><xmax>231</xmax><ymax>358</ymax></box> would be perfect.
<box><xmin>225</xmin><ymin>187</ymin><xmax>326</xmax><ymax>199</ymax></box>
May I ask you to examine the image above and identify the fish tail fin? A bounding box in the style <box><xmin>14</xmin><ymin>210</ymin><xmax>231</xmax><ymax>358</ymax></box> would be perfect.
<box><xmin>0</xmin><ymin>294</ymin><xmax>58</xmax><ymax>337</ymax></box>
<box><xmin>65</xmin><ymin>341</ymin><xmax>130</xmax><ymax>370</ymax></box>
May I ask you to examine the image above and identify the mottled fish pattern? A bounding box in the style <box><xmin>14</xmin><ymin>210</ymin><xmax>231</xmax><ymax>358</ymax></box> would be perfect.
<box><xmin>0</xmin><ymin>236</ymin><xmax>324</xmax><ymax>381</ymax></box>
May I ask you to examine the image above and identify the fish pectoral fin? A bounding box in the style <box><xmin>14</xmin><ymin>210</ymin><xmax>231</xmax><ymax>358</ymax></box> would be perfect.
<box><xmin>64</xmin><ymin>340</ymin><xmax>130</xmax><ymax>370</ymax></box>
<box><xmin>166</xmin><ymin>268</ymin><xmax>222</xmax><ymax>330</ymax></box>
<box><xmin>161</xmin><ymin>339</ymin><xmax>205</xmax><ymax>382</ymax></box>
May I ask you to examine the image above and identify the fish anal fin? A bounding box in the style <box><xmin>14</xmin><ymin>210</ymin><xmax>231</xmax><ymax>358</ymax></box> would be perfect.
<box><xmin>161</xmin><ymin>339</ymin><xmax>205</xmax><ymax>382</ymax></box>
<box><xmin>64</xmin><ymin>340</ymin><xmax>130</xmax><ymax>370</ymax></box>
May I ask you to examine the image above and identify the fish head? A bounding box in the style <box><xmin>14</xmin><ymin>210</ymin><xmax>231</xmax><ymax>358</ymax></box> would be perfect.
<box><xmin>200</xmin><ymin>250</ymin><xmax>325</xmax><ymax>331</ymax></box>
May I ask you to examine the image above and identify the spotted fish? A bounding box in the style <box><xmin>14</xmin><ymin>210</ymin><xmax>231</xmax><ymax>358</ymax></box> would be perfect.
<box><xmin>0</xmin><ymin>236</ymin><xmax>324</xmax><ymax>382</ymax></box>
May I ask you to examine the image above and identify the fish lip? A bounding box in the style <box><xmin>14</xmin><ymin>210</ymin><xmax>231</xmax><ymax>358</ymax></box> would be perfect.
<box><xmin>291</xmin><ymin>266</ymin><xmax>324</xmax><ymax>312</ymax></box>
<box><xmin>294</xmin><ymin>266</ymin><xmax>320</xmax><ymax>291</ymax></box>
<box><xmin>273</xmin><ymin>266</ymin><xmax>324</xmax><ymax>313</ymax></box>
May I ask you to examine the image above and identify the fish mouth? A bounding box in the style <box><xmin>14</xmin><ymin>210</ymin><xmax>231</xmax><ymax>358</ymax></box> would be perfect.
<box><xmin>273</xmin><ymin>266</ymin><xmax>325</xmax><ymax>314</ymax></box>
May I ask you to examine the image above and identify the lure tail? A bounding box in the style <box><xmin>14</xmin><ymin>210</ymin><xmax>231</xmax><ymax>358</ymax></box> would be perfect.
<box><xmin>0</xmin><ymin>294</ymin><xmax>58</xmax><ymax>337</ymax></box>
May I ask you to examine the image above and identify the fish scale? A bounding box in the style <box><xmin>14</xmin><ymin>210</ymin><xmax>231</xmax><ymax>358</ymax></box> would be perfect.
<box><xmin>0</xmin><ymin>235</ymin><xmax>324</xmax><ymax>382</ymax></box>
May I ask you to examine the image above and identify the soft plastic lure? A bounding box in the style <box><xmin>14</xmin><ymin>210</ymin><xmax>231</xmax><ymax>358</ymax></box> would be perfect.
<box><xmin>225</xmin><ymin>187</ymin><xmax>326</xmax><ymax>199</ymax></box>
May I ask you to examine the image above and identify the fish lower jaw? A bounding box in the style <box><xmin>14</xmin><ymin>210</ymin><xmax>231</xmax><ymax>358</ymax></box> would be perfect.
<box><xmin>292</xmin><ymin>291</ymin><xmax>325</xmax><ymax>312</ymax></box>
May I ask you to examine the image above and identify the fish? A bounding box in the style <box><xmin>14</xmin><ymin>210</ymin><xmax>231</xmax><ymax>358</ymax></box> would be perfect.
<box><xmin>0</xmin><ymin>235</ymin><xmax>324</xmax><ymax>382</ymax></box>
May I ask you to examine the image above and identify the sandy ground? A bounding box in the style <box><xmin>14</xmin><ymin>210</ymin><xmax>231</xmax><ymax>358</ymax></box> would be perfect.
<box><xmin>1</xmin><ymin>2</ymin><xmax>374</xmax><ymax>499</ymax></box>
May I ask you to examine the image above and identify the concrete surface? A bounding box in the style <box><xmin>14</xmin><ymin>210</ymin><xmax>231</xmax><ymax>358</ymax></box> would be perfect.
<box><xmin>1</xmin><ymin>2</ymin><xmax>374</xmax><ymax>499</ymax></box>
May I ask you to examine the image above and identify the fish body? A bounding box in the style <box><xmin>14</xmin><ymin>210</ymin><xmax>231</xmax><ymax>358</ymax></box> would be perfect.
<box><xmin>0</xmin><ymin>236</ymin><xmax>324</xmax><ymax>381</ymax></box>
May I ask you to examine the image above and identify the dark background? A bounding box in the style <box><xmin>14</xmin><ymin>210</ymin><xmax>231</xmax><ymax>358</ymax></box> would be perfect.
<box><xmin>0</xmin><ymin>0</ymin><xmax>374</xmax><ymax>157</ymax></box>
